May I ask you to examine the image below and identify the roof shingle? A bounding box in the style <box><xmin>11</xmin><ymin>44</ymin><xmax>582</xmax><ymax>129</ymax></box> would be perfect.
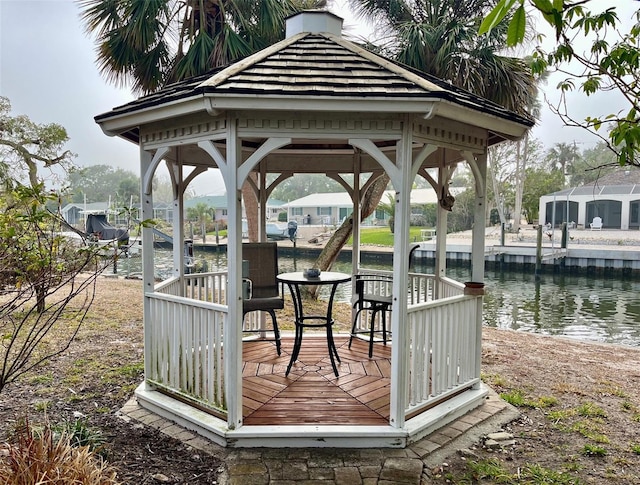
<box><xmin>96</xmin><ymin>32</ymin><xmax>533</xmax><ymax>129</ymax></box>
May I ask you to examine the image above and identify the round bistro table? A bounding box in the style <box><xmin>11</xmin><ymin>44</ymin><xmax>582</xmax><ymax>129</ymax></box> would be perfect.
<box><xmin>276</xmin><ymin>271</ymin><xmax>351</xmax><ymax>377</ymax></box>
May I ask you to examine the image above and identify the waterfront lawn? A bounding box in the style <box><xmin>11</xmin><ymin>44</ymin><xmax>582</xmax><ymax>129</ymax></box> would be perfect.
<box><xmin>351</xmin><ymin>226</ymin><xmax>429</xmax><ymax>246</ymax></box>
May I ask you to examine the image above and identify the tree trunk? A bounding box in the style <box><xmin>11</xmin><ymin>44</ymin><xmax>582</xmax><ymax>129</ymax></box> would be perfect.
<box><xmin>242</xmin><ymin>173</ymin><xmax>259</xmax><ymax>242</ymax></box>
<box><xmin>513</xmin><ymin>136</ymin><xmax>527</xmax><ymax>232</ymax></box>
<box><xmin>488</xmin><ymin>147</ymin><xmax>505</xmax><ymax>226</ymax></box>
<box><xmin>35</xmin><ymin>284</ymin><xmax>46</xmax><ymax>313</ymax></box>
<box><xmin>309</xmin><ymin>174</ymin><xmax>389</xmax><ymax>298</ymax></box>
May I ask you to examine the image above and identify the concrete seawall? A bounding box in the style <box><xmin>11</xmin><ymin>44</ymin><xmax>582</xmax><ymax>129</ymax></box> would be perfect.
<box><xmin>192</xmin><ymin>225</ymin><xmax>640</xmax><ymax>277</ymax></box>
<box><xmin>414</xmin><ymin>243</ymin><xmax>640</xmax><ymax>276</ymax></box>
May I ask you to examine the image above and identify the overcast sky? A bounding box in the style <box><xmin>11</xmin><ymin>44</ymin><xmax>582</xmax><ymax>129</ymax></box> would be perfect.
<box><xmin>0</xmin><ymin>0</ymin><xmax>635</xmax><ymax>194</ymax></box>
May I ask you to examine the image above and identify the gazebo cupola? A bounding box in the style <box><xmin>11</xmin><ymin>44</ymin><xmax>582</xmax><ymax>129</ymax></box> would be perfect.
<box><xmin>95</xmin><ymin>10</ymin><xmax>533</xmax><ymax>448</ymax></box>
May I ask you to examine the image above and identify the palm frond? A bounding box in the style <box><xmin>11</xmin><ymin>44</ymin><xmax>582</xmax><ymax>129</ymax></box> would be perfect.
<box><xmin>351</xmin><ymin>0</ymin><xmax>537</xmax><ymax>114</ymax></box>
<box><xmin>81</xmin><ymin>0</ymin><xmax>323</xmax><ymax>94</ymax></box>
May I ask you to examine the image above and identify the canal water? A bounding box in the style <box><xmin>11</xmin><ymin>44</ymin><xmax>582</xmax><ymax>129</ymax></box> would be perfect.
<box><xmin>114</xmin><ymin>248</ymin><xmax>640</xmax><ymax>348</ymax></box>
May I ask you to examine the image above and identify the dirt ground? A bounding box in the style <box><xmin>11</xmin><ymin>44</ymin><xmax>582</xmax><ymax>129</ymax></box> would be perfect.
<box><xmin>1</xmin><ymin>277</ymin><xmax>639</xmax><ymax>484</ymax></box>
<box><xmin>433</xmin><ymin>326</ymin><xmax>640</xmax><ymax>484</ymax></box>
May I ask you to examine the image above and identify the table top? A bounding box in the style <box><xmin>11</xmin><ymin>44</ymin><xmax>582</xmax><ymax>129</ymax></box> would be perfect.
<box><xmin>277</xmin><ymin>271</ymin><xmax>352</xmax><ymax>285</ymax></box>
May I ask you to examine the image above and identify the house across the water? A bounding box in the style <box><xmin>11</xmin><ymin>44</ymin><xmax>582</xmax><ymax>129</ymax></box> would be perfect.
<box><xmin>539</xmin><ymin>170</ymin><xmax>640</xmax><ymax>230</ymax></box>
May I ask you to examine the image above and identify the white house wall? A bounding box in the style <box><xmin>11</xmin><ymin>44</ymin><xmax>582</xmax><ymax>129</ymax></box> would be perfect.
<box><xmin>540</xmin><ymin>192</ymin><xmax>640</xmax><ymax>229</ymax></box>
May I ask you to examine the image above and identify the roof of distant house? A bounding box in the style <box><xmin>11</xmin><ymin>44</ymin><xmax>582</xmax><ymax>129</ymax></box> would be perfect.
<box><xmin>544</xmin><ymin>170</ymin><xmax>640</xmax><ymax>197</ymax></box>
<box><xmin>61</xmin><ymin>202</ymin><xmax>113</xmax><ymax>214</ymax></box>
<box><xmin>283</xmin><ymin>188</ymin><xmax>465</xmax><ymax>207</ymax></box>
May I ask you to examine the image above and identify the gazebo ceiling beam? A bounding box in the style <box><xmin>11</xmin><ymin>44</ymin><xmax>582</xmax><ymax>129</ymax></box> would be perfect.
<box><xmin>237</xmin><ymin>137</ymin><xmax>291</xmax><ymax>190</ymax></box>
<box><xmin>266</xmin><ymin>172</ymin><xmax>293</xmax><ymax>199</ymax></box>
<box><xmin>143</xmin><ymin>146</ymin><xmax>170</xmax><ymax>196</ymax></box>
<box><xmin>462</xmin><ymin>150</ymin><xmax>485</xmax><ymax>196</ymax></box>
<box><xmin>326</xmin><ymin>172</ymin><xmax>354</xmax><ymax>198</ymax></box>
<box><xmin>154</xmin><ymin>143</ymin><xmax>467</xmax><ymax>175</ymax></box>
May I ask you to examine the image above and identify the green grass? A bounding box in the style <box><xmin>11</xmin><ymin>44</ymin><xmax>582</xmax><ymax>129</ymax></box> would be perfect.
<box><xmin>520</xmin><ymin>464</ymin><xmax>582</xmax><ymax>484</ymax></box>
<box><xmin>548</xmin><ymin>409</ymin><xmax>572</xmax><ymax>421</ymax></box>
<box><xmin>537</xmin><ymin>396</ymin><xmax>559</xmax><ymax>407</ymax></box>
<box><xmin>29</xmin><ymin>373</ymin><xmax>54</xmax><ymax>385</ymax></box>
<box><xmin>500</xmin><ymin>389</ymin><xmax>558</xmax><ymax>409</ymax></box>
<box><xmin>577</xmin><ymin>402</ymin><xmax>607</xmax><ymax>418</ymax></box>
<box><xmin>596</xmin><ymin>381</ymin><xmax>627</xmax><ymax>398</ymax></box>
<box><xmin>481</xmin><ymin>372</ymin><xmax>507</xmax><ymax>387</ymax></box>
<box><xmin>465</xmin><ymin>459</ymin><xmax>513</xmax><ymax>483</ymax></box>
<box><xmin>631</xmin><ymin>443</ymin><xmax>640</xmax><ymax>455</ymax></box>
<box><xmin>52</xmin><ymin>419</ymin><xmax>107</xmax><ymax>455</ymax></box>
<box><xmin>549</xmin><ymin>402</ymin><xmax>612</xmax><ymax>445</ymax></box>
<box><xmin>500</xmin><ymin>389</ymin><xmax>528</xmax><ymax>407</ymax></box>
<box><xmin>349</xmin><ymin>226</ymin><xmax>434</xmax><ymax>246</ymax></box>
<box><xmin>571</xmin><ymin>423</ymin><xmax>610</xmax><ymax>444</ymax></box>
<box><xmin>453</xmin><ymin>459</ymin><xmax>582</xmax><ymax>484</ymax></box>
<box><xmin>34</xmin><ymin>401</ymin><xmax>52</xmax><ymax>412</ymax></box>
<box><xmin>582</xmin><ymin>444</ymin><xmax>607</xmax><ymax>457</ymax></box>
<box><xmin>106</xmin><ymin>362</ymin><xmax>144</xmax><ymax>379</ymax></box>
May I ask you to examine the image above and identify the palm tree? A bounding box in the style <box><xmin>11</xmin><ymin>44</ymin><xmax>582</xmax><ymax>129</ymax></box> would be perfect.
<box><xmin>546</xmin><ymin>142</ymin><xmax>580</xmax><ymax>185</ymax></box>
<box><xmin>377</xmin><ymin>193</ymin><xmax>396</xmax><ymax>233</ymax></box>
<box><xmin>312</xmin><ymin>0</ymin><xmax>540</xmax><ymax>275</ymax></box>
<box><xmin>347</xmin><ymin>0</ymin><xmax>537</xmax><ymax>115</ymax></box>
<box><xmin>80</xmin><ymin>0</ymin><xmax>326</xmax><ymax>242</ymax></box>
<box><xmin>80</xmin><ymin>0</ymin><xmax>327</xmax><ymax>95</ymax></box>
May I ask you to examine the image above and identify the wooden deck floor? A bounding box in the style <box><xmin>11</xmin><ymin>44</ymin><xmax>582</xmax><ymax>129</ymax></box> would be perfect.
<box><xmin>242</xmin><ymin>336</ymin><xmax>391</xmax><ymax>425</ymax></box>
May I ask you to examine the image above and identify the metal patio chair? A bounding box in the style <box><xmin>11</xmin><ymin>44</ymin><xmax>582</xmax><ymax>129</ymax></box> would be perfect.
<box><xmin>242</xmin><ymin>242</ymin><xmax>284</xmax><ymax>355</ymax></box>
<box><xmin>348</xmin><ymin>244</ymin><xmax>420</xmax><ymax>358</ymax></box>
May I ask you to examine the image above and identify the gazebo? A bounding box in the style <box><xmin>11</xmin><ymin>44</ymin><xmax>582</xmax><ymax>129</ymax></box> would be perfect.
<box><xmin>95</xmin><ymin>11</ymin><xmax>533</xmax><ymax>448</ymax></box>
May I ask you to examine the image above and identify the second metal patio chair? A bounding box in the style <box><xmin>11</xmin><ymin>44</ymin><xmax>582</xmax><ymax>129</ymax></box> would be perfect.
<box><xmin>349</xmin><ymin>244</ymin><xmax>421</xmax><ymax>358</ymax></box>
<box><xmin>242</xmin><ymin>242</ymin><xmax>284</xmax><ymax>355</ymax></box>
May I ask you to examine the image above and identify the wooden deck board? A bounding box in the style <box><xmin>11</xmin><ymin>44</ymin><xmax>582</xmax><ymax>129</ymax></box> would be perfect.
<box><xmin>242</xmin><ymin>336</ymin><xmax>392</xmax><ymax>426</ymax></box>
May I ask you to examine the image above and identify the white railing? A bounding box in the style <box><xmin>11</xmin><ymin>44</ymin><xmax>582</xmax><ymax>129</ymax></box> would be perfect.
<box><xmin>154</xmin><ymin>276</ymin><xmax>182</xmax><ymax>297</ymax></box>
<box><xmin>408</xmin><ymin>272</ymin><xmax>436</xmax><ymax>304</ymax></box>
<box><xmin>148</xmin><ymin>269</ymin><xmax>480</xmax><ymax>422</ymax></box>
<box><xmin>352</xmin><ymin>271</ymin><xmax>437</xmax><ymax>335</ymax></box>
<box><xmin>438</xmin><ymin>276</ymin><xmax>465</xmax><ymax>298</ymax></box>
<box><xmin>182</xmin><ymin>271</ymin><xmax>271</xmax><ymax>332</ymax></box>
<box><xmin>183</xmin><ymin>271</ymin><xmax>228</xmax><ymax>305</ymax></box>
<box><xmin>405</xmin><ymin>294</ymin><xmax>481</xmax><ymax>416</ymax></box>
<box><xmin>147</xmin><ymin>278</ymin><xmax>228</xmax><ymax>413</ymax></box>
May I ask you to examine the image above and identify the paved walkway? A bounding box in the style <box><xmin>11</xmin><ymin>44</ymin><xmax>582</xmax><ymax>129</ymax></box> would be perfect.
<box><xmin>120</xmin><ymin>389</ymin><xmax>517</xmax><ymax>484</ymax></box>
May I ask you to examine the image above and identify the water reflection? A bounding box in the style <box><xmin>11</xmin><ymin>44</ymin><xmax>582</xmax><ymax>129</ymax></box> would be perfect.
<box><xmin>483</xmin><ymin>270</ymin><xmax>640</xmax><ymax>347</ymax></box>
<box><xmin>114</xmin><ymin>248</ymin><xmax>640</xmax><ymax>347</ymax></box>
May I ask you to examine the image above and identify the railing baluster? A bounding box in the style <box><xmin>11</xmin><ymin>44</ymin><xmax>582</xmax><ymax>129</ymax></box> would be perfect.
<box><xmin>147</xmin><ymin>276</ymin><xmax>228</xmax><ymax>413</ymax></box>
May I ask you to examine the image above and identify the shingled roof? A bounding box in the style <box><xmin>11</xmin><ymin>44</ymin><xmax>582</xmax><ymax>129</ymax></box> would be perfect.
<box><xmin>96</xmin><ymin>29</ymin><xmax>533</xmax><ymax>131</ymax></box>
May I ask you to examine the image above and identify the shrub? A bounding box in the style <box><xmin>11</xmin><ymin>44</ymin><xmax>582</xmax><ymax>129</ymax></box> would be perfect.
<box><xmin>0</xmin><ymin>419</ymin><xmax>118</xmax><ymax>484</ymax></box>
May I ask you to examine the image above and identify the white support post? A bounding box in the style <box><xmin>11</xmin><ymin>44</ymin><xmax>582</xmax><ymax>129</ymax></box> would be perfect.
<box><xmin>352</xmin><ymin>153</ymin><xmax>361</xmax><ymax>273</ymax></box>
<box><xmin>577</xmin><ymin>201</ymin><xmax>586</xmax><ymax>228</ymax></box>
<box><xmin>171</xmin><ymin>161</ymin><xmax>184</xmax><ymax>283</ymax></box>
<box><xmin>621</xmin><ymin>199</ymin><xmax>630</xmax><ymax>230</ymax></box>
<box><xmin>470</xmin><ymin>152</ymin><xmax>487</xmax><ymax>389</ymax></box>
<box><xmin>140</xmin><ymin>148</ymin><xmax>155</xmax><ymax>389</ymax></box>
<box><xmin>351</xmin><ymin>158</ymin><xmax>361</xmax><ymax>316</ymax></box>
<box><xmin>226</xmin><ymin>119</ymin><xmax>243</xmax><ymax>430</ymax></box>
<box><xmin>259</xmin><ymin>167</ymin><xmax>268</xmax><ymax>240</ymax></box>
<box><xmin>389</xmin><ymin>118</ymin><xmax>413</xmax><ymax>429</ymax></box>
<box><xmin>434</xmin><ymin>161</ymin><xmax>448</xmax><ymax>298</ymax></box>
<box><xmin>470</xmin><ymin>153</ymin><xmax>487</xmax><ymax>283</ymax></box>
